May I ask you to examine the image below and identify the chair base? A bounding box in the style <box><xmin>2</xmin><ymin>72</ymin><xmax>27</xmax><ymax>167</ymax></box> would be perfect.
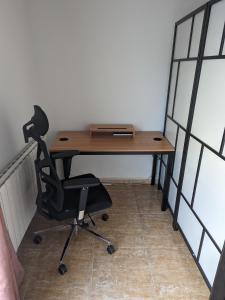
<box><xmin>32</xmin><ymin>215</ymin><xmax>115</xmax><ymax>275</ymax></box>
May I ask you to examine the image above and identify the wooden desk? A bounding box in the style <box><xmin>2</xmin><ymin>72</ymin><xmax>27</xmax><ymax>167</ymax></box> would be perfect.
<box><xmin>50</xmin><ymin>131</ymin><xmax>175</xmax><ymax>210</ymax></box>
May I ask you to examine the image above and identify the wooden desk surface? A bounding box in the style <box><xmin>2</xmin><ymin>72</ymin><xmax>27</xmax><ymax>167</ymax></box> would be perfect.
<box><xmin>50</xmin><ymin>131</ymin><xmax>174</xmax><ymax>154</ymax></box>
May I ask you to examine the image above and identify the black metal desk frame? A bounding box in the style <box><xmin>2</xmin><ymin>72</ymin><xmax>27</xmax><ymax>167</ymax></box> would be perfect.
<box><xmin>51</xmin><ymin>151</ymin><xmax>175</xmax><ymax>212</ymax></box>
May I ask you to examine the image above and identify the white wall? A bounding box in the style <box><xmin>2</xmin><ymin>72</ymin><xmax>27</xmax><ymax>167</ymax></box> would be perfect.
<box><xmin>0</xmin><ymin>0</ymin><xmax>38</xmax><ymax>171</ymax></box>
<box><xmin>26</xmin><ymin>0</ymin><xmax>206</xmax><ymax>179</ymax></box>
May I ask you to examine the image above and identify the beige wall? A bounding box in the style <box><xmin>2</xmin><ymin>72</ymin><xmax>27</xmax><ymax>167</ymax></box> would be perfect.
<box><xmin>0</xmin><ymin>0</ymin><xmax>38</xmax><ymax>170</ymax></box>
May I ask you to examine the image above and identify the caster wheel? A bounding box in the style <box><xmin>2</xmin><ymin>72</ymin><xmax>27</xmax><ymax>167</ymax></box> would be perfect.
<box><xmin>102</xmin><ymin>214</ymin><xmax>109</xmax><ymax>221</ymax></box>
<box><xmin>33</xmin><ymin>235</ymin><xmax>42</xmax><ymax>244</ymax></box>
<box><xmin>58</xmin><ymin>264</ymin><xmax>67</xmax><ymax>275</ymax></box>
<box><xmin>107</xmin><ymin>245</ymin><xmax>115</xmax><ymax>255</ymax></box>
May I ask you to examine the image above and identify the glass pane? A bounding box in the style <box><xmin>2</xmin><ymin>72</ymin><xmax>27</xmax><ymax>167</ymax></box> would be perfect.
<box><xmin>189</xmin><ymin>11</ymin><xmax>204</xmax><ymax>57</ymax></box>
<box><xmin>168</xmin><ymin>179</ymin><xmax>177</xmax><ymax>212</ymax></box>
<box><xmin>165</xmin><ymin>118</ymin><xmax>177</xmax><ymax>147</ymax></box>
<box><xmin>182</xmin><ymin>137</ymin><xmax>201</xmax><ymax>203</ymax></box>
<box><xmin>160</xmin><ymin>164</ymin><xmax>166</xmax><ymax>189</ymax></box>
<box><xmin>192</xmin><ymin>60</ymin><xmax>225</xmax><ymax>151</ymax></box>
<box><xmin>194</xmin><ymin>148</ymin><xmax>225</xmax><ymax>249</ymax></box>
<box><xmin>173</xmin><ymin>128</ymin><xmax>185</xmax><ymax>184</ymax></box>
<box><xmin>204</xmin><ymin>0</ymin><xmax>225</xmax><ymax>56</ymax></box>
<box><xmin>167</xmin><ymin>62</ymin><xmax>178</xmax><ymax>116</ymax></box>
<box><xmin>199</xmin><ymin>234</ymin><xmax>220</xmax><ymax>286</ymax></box>
<box><xmin>174</xmin><ymin>61</ymin><xmax>196</xmax><ymax>128</ymax></box>
<box><xmin>178</xmin><ymin>197</ymin><xmax>203</xmax><ymax>256</ymax></box>
<box><xmin>162</xmin><ymin>154</ymin><xmax>168</xmax><ymax>165</ymax></box>
<box><xmin>174</xmin><ymin>19</ymin><xmax>192</xmax><ymax>59</ymax></box>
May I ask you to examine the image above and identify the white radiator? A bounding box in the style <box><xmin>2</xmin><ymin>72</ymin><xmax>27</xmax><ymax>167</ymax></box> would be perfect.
<box><xmin>0</xmin><ymin>142</ymin><xmax>37</xmax><ymax>251</ymax></box>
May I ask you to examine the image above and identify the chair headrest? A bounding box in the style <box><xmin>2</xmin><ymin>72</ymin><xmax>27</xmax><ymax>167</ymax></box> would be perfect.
<box><xmin>23</xmin><ymin>105</ymin><xmax>49</xmax><ymax>142</ymax></box>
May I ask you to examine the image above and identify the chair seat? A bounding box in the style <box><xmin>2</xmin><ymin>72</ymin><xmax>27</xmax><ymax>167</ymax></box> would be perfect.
<box><xmin>49</xmin><ymin>174</ymin><xmax>112</xmax><ymax>220</ymax></box>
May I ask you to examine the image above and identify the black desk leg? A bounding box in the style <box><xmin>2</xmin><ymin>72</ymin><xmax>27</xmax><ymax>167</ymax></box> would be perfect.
<box><xmin>151</xmin><ymin>155</ymin><xmax>158</xmax><ymax>185</ymax></box>
<box><xmin>63</xmin><ymin>157</ymin><xmax>72</xmax><ymax>180</ymax></box>
<box><xmin>157</xmin><ymin>155</ymin><xmax>162</xmax><ymax>190</ymax></box>
<box><xmin>161</xmin><ymin>152</ymin><xmax>174</xmax><ymax>211</ymax></box>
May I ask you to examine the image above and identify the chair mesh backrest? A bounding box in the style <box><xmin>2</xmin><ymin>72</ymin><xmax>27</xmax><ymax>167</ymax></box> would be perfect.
<box><xmin>23</xmin><ymin>105</ymin><xmax>64</xmax><ymax>212</ymax></box>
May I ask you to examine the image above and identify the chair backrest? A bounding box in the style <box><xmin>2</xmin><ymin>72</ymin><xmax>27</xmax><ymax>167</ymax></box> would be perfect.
<box><xmin>23</xmin><ymin>105</ymin><xmax>64</xmax><ymax>213</ymax></box>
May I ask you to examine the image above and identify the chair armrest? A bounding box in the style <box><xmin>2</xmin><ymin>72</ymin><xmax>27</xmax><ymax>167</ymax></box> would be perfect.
<box><xmin>63</xmin><ymin>177</ymin><xmax>100</xmax><ymax>189</ymax></box>
<box><xmin>51</xmin><ymin>150</ymin><xmax>80</xmax><ymax>160</ymax></box>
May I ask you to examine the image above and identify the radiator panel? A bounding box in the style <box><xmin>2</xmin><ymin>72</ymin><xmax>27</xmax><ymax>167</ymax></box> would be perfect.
<box><xmin>0</xmin><ymin>143</ymin><xmax>37</xmax><ymax>251</ymax></box>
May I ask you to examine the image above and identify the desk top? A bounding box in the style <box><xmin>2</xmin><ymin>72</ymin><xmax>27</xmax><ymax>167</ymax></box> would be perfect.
<box><xmin>50</xmin><ymin>131</ymin><xmax>174</xmax><ymax>154</ymax></box>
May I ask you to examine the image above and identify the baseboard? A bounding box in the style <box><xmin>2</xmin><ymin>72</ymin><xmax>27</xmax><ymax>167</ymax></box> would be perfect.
<box><xmin>100</xmin><ymin>177</ymin><xmax>154</xmax><ymax>185</ymax></box>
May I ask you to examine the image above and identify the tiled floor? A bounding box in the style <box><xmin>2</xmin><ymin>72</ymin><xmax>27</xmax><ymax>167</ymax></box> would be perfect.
<box><xmin>18</xmin><ymin>184</ymin><xmax>210</xmax><ymax>300</ymax></box>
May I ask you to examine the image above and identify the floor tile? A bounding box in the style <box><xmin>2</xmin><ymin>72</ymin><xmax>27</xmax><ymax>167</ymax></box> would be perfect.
<box><xmin>18</xmin><ymin>183</ymin><xmax>210</xmax><ymax>300</ymax></box>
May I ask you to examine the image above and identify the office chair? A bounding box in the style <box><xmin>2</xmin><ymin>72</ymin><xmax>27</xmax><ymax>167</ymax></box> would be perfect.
<box><xmin>23</xmin><ymin>105</ymin><xmax>115</xmax><ymax>275</ymax></box>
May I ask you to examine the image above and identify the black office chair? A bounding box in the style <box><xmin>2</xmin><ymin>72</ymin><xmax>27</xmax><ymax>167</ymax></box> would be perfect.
<box><xmin>23</xmin><ymin>105</ymin><xmax>115</xmax><ymax>275</ymax></box>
